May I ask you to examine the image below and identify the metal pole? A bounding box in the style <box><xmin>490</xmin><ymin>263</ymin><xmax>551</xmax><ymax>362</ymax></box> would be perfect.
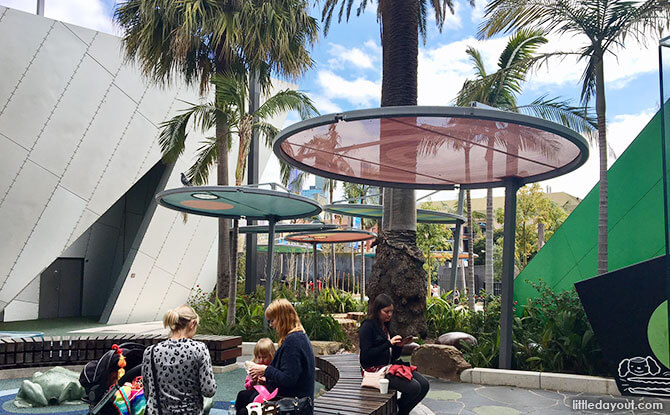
<box><xmin>263</xmin><ymin>219</ymin><xmax>276</xmax><ymax>328</ymax></box>
<box><xmin>245</xmin><ymin>71</ymin><xmax>261</xmax><ymax>294</ymax></box>
<box><xmin>450</xmin><ymin>189</ymin><xmax>465</xmax><ymax>293</ymax></box>
<box><xmin>361</xmin><ymin>242</ymin><xmax>366</xmax><ymax>300</ymax></box>
<box><xmin>36</xmin><ymin>0</ymin><xmax>45</xmax><ymax>16</ymax></box>
<box><xmin>313</xmin><ymin>243</ymin><xmax>318</xmax><ymax>298</ymax></box>
<box><xmin>499</xmin><ymin>179</ymin><xmax>520</xmax><ymax>369</ymax></box>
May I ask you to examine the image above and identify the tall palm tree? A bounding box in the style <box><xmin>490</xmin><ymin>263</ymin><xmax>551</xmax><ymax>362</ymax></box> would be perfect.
<box><xmin>321</xmin><ymin>0</ymin><xmax>458</xmax><ymax>337</ymax></box>
<box><xmin>455</xmin><ymin>28</ymin><xmax>597</xmax><ymax>297</ymax></box>
<box><xmin>114</xmin><ymin>0</ymin><xmax>317</xmax><ymax>300</ymax></box>
<box><xmin>159</xmin><ymin>73</ymin><xmax>317</xmax><ymax>324</ymax></box>
<box><xmin>479</xmin><ymin>0</ymin><xmax>670</xmax><ymax>275</ymax></box>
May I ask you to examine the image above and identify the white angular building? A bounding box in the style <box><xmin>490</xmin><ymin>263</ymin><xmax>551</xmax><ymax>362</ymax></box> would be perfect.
<box><xmin>0</xmin><ymin>6</ymin><xmax>284</xmax><ymax>323</ymax></box>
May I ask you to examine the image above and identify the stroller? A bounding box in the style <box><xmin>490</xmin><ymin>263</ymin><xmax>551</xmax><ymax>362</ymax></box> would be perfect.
<box><xmin>80</xmin><ymin>343</ymin><xmax>146</xmax><ymax>415</ymax></box>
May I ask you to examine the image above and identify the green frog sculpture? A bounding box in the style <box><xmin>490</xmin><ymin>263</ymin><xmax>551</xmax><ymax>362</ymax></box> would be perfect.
<box><xmin>14</xmin><ymin>366</ymin><xmax>86</xmax><ymax>407</ymax></box>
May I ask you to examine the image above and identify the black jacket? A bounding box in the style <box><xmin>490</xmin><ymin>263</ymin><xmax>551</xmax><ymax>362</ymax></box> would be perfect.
<box><xmin>359</xmin><ymin>319</ymin><xmax>402</xmax><ymax>369</ymax></box>
<box><xmin>264</xmin><ymin>331</ymin><xmax>315</xmax><ymax>402</ymax></box>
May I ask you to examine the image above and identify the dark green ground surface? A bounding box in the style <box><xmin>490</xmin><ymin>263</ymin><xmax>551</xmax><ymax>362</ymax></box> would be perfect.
<box><xmin>0</xmin><ymin>318</ymin><xmax>108</xmax><ymax>336</ymax></box>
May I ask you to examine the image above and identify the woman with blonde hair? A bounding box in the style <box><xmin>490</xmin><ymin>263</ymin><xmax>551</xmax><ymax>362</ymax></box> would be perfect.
<box><xmin>142</xmin><ymin>305</ymin><xmax>216</xmax><ymax>414</ymax></box>
<box><xmin>248</xmin><ymin>299</ymin><xmax>315</xmax><ymax>413</ymax></box>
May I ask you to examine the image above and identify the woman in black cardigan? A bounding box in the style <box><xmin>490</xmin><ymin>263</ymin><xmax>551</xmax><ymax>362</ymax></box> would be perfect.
<box><xmin>359</xmin><ymin>294</ymin><xmax>429</xmax><ymax>415</ymax></box>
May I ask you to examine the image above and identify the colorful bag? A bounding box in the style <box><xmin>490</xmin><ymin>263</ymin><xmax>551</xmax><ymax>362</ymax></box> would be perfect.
<box><xmin>112</xmin><ymin>377</ymin><xmax>146</xmax><ymax>415</ymax></box>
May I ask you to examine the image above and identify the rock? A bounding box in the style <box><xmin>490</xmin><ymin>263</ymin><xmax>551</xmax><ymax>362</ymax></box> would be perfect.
<box><xmin>437</xmin><ymin>332</ymin><xmax>477</xmax><ymax>349</ymax></box>
<box><xmin>411</xmin><ymin>344</ymin><xmax>472</xmax><ymax>381</ymax></box>
<box><xmin>14</xmin><ymin>367</ymin><xmax>85</xmax><ymax>407</ymax></box>
<box><xmin>401</xmin><ymin>342</ymin><xmax>420</xmax><ymax>356</ymax></box>
<box><xmin>311</xmin><ymin>341</ymin><xmax>343</xmax><ymax>356</ymax></box>
<box><xmin>333</xmin><ymin>318</ymin><xmax>358</xmax><ymax>329</ymax></box>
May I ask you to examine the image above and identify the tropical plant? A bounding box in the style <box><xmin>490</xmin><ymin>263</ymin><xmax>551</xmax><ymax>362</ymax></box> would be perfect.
<box><xmin>160</xmin><ymin>73</ymin><xmax>317</xmax><ymax>324</ymax></box>
<box><xmin>479</xmin><ymin>0</ymin><xmax>670</xmax><ymax>276</ymax></box>
<box><xmin>321</xmin><ymin>0</ymin><xmax>461</xmax><ymax>339</ymax></box>
<box><xmin>114</xmin><ymin>0</ymin><xmax>317</xmax><ymax>301</ymax></box>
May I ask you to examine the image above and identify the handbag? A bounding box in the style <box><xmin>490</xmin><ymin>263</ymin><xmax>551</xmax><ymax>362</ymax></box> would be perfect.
<box><xmin>361</xmin><ymin>365</ymin><xmax>390</xmax><ymax>390</ymax></box>
<box><xmin>267</xmin><ymin>397</ymin><xmax>312</xmax><ymax>415</ymax></box>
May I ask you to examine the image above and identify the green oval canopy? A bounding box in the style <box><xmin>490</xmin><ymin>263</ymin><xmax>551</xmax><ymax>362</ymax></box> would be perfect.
<box><xmin>240</xmin><ymin>223</ymin><xmax>337</xmax><ymax>234</ymax></box>
<box><xmin>257</xmin><ymin>244</ymin><xmax>316</xmax><ymax>253</ymax></box>
<box><xmin>285</xmin><ymin>229</ymin><xmax>377</xmax><ymax>244</ymax></box>
<box><xmin>325</xmin><ymin>203</ymin><xmax>465</xmax><ymax>224</ymax></box>
<box><xmin>155</xmin><ymin>185</ymin><xmax>322</xmax><ymax>220</ymax></box>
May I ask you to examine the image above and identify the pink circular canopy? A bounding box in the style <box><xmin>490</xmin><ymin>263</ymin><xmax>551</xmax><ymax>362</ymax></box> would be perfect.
<box><xmin>273</xmin><ymin>106</ymin><xmax>589</xmax><ymax>189</ymax></box>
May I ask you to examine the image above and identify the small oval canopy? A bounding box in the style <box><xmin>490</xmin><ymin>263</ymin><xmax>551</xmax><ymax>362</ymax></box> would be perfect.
<box><xmin>155</xmin><ymin>185</ymin><xmax>322</xmax><ymax>220</ymax></box>
<box><xmin>257</xmin><ymin>244</ymin><xmax>316</xmax><ymax>253</ymax></box>
<box><xmin>285</xmin><ymin>229</ymin><xmax>377</xmax><ymax>244</ymax></box>
<box><xmin>325</xmin><ymin>203</ymin><xmax>465</xmax><ymax>224</ymax></box>
<box><xmin>274</xmin><ymin>106</ymin><xmax>589</xmax><ymax>190</ymax></box>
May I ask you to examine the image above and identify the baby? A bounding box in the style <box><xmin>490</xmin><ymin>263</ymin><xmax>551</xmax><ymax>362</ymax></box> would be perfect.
<box><xmin>244</xmin><ymin>338</ymin><xmax>278</xmax><ymax>404</ymax></box>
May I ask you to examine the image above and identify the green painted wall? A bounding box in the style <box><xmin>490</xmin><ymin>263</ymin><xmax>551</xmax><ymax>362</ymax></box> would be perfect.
<box><xmin>514</xmin><ymin>109</ymin><xmax>665</xmax><ymax>303</ymax></box>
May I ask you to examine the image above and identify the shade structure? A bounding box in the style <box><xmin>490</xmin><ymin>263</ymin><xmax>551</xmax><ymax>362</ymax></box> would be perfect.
<box><xmin>325</xmin><ymin>203</ymin><xmax>465</xmax><ymax>224</ymax></box>
<box><xmin>285</xmin><ymin>229</ymin><xmax>377</xmax><ymax>298</ymax></box>
<box><xmin>273</xmin><ymin>106</ymin><xmax>589</xmax><ymax>190</ymax></box>
<box><xmin>240</xmin><ymin>223</ymin><xmax>338</xmax><ymax>234</ymax></box>
<box><xmin>156</xmin><ymin>185</ymin><xmax>322</xmax><ymax>219</ymax></box>
<box><xmin>285</xmin><ymin>229</ymin><xmax>377</xmax><ymax>244</ymax></box>
<box><xmin>155</xmin><ymin>185</ymin><xmax>322</xmax><ymax>326</ymax></box>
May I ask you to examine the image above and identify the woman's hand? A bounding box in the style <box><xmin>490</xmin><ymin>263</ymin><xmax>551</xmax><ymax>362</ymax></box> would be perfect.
<box><xmin>390</xmin><ymin>335</ymin><xmax>403</xmax><ymax>345</ymax></box>
<box><xmin>248</xmin><ymin>362</ymin><xmax>267</xmax><ymax>379</ymax></box>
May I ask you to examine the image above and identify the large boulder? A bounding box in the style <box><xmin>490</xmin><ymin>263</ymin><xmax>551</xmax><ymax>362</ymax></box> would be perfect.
<box><xmin>437</xmin><ymin>332</ymin><xmax>477</xmax><ymax>349</ymax></box>
<box><xmin>311</xmin><ymin>341</ymin><xmax>343</xmax><ymax>355</ymax></box>
<box><xmin>411</xmin><ymin>344</ymin><xmax>472</xmax><ymax>381</ymax></box>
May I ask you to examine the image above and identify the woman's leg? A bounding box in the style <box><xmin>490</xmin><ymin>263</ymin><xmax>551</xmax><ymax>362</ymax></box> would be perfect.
<box><xmin>408</xmin><ymin>371</ymin><xmax>430</xmax><ymax>408</ymax></box>
<box><xmin>385</xmin><ymin>374</ymin><xmax>422</xmax><ymax>415</ymax></box>
<box><xmin>235</xmin><ymin>389</ymin><xmax>259</xmax><ymax>415</ymax></box>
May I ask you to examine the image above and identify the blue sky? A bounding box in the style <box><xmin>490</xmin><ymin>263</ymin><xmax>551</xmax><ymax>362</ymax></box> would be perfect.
<box><xmin>2</xmin><ymin>0</ymin><xmax>666</xmax><ymax>200</ymax></box>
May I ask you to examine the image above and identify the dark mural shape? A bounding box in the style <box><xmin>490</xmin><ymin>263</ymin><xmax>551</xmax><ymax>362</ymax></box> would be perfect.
<box><xmin>575</xmin><ymin>255</ymin><xmax>670</xmax><ymax>397</ymax></box>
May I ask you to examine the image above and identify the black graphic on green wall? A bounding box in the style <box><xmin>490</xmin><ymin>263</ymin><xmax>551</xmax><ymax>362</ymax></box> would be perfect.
<box><xmin>575</xmin><ymin>255</ymin><xmax>670</xmax><ymax>397</ymax></box>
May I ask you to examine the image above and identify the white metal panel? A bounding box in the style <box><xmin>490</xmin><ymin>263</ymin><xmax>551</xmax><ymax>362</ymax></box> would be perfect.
<box><xmin>15</xmin><ymin>276</ymin><xmax>39</xmax><ymax>303</ymax></box>
<box><xmin>60</xmin><ymin>87</ymin><xmax>136</xmax><ymax>200</ymax></box>
<box><xmin>106</xmin><ymin>250</ymin><xmax>154</xmax><ymax>324</ymax></box>
<box><xmin>0</xmin><ymin>161</ymin><xmax>58</xmax><ymax>282</ymax></box>
<box><xmin>113</xmin><ymin>63</ymin><xmax>148</xmax><ymax>104</ymax></box>
<box><xmin>3</xmin><ymin>300</ymin><xmax>38</xmax><ymax>322</ymax></box>
<box><xmin>86</xmin><ymin>31</ymin><xmax>124</xmax><ymax>75</ymax></box>
<box><xmin>129</xmin><ymin>265</ymin><xmax>173</xmax><ymax>323</ymax></box>
<box><xmin>0</xmin><ymin>186</ymin><xmax>86</xmax><ymax>304</ymax></box>
<box><xmin>193</xmin><ymin>238</ymin><xmax>218</xmax><ymax>293</ymax></box>
<box><xmin>66</xmin><ymin>208</ymin><xmax>99</xmax><ymax>249</ymax></box>
<box><xmin>137</xmin><ymin>208</ymin><xmax>179</xmax><ymax>260</ymax></box>
<box><xmin>155</xmin><ymin>281</ymin><xmax>191</xmax><ymax>320</ymax></box>
<box><xmin>88</xmin><ymin>115</ymin><xmax>157</xmax><ymax>215</ymax></box>
<box><xmin>173</xmin><ymin>217</ymin><xmax>218</xmax><ymax>289</ymax></box>
<box><xmin>61</xmin><ymin>22</ymin><xmax>96</xmax><ymax>46</ymax></box>
<box><xmin>0</xmin><ymin>7</ymin><xmax>53</xmax><ymax>107</ymax></box>
<box><xmin>0</xmin><ymin>22</ymin><xmax>87</xmax><ymax>149</ymax></box>
<box><xmin>0</xmin><ymin>134</ymin><xmax>28</xmax><ymax>199</ymax></box>
<box><xmin>138</xmin><ymin>83</ymin><xmax>180</xmax><ymax>126</ymax></box>
<box><xmin>155</xmin><ymin>208</ymin><xmax>202</xmax><ymax>275</ymax></box>
<box><xmin>30</xmin><ymin>56</ymin><xmax>113</xmax><ymax>176</ymax></box>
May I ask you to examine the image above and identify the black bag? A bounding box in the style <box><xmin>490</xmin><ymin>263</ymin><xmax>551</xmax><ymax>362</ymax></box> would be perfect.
<box><xmin>276</xmin><ymin>397</ymin><xmax>313</xmax><ymax>415</ymax></box>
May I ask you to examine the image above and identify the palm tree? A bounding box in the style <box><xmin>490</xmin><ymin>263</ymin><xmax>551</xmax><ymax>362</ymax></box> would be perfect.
<box><xmin>321</xmin><ymin>0</ymin><xmax>458</xmax><ymax>337</ymax></box>
<box><xmin>159</xmin><ymin>73</ymin><xmax>317</xmax><ymax>324</ymax></box>
<box><xmin>455</xmin><ymin>28</ymin><xmax>597</xmax><ymax>297</ymax></box>
<box><xmin>479</xmin><ymin>0</ymin><xmax>670</xmax><ymax>275</ymax></box>
<box><xmin>114</xmin><ymin>0</ymin><xmax>317</xmax><ymax>300</ymax></box>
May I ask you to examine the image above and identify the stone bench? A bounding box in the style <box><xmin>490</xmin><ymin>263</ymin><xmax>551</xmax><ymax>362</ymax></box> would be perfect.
<box><xmin>0</xmin><ymin>334</ymin><xmax>242</xmax><ymax>369</ymax></box>
<box><xmin>315</xmin><ymin>354</ymin><xmax>397</xmax><ymax>415</ymax></box>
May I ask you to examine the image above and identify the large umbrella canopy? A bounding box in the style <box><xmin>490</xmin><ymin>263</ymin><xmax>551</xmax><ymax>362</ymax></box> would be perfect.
<box><xmin>325</xmin><ymin>203</ymin><xmax>465</xmax><ymax>224</ymax></box>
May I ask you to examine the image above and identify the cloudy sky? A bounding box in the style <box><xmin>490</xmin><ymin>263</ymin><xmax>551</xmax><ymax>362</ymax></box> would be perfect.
<box><xmin>2</xmin><ymin>0</ymin><xmax>666</xmax><ymax>201</ymax></box>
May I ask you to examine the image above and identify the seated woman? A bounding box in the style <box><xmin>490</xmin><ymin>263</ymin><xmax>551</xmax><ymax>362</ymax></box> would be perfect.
<box><xmin>359</xmin><ymin>293</ymin><xmax>430</xmax><ymax>415</ymax></box>
<box><xmin>248</xmin><ymin>299</ymin><xmax>315</xmax><ymax>414</ymax></box>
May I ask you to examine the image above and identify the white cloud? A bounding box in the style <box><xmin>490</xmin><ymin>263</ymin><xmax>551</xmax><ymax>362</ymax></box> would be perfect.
<box><xmin>0</xmin><ymin>0</ymin><xmax>117</xmax><ymax>35</ymax></box>
<box><xmin>307</xmin><ymin>92</ymin><xmax>342</xmax><ymax>115</ymax></box>
<box><xmin>470</xmin><ymin>0</ymin><xmax>487</xmax><ymax>24</ymax></box>
<box><xmin>316</xmin><ymin>70</ymin><xmax>380</xmax><ymax>107</ymax></box>
<box><xmin>328</xmin><ymin>42</ymin><xmax>376</xmax><ymax>70</ymax></box>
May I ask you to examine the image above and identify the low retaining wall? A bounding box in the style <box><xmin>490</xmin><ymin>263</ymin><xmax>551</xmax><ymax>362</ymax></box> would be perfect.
<box><xmin>460</xmin><ymin>368</ymin><xmax>620</xmax><ymax>395</ymax></box>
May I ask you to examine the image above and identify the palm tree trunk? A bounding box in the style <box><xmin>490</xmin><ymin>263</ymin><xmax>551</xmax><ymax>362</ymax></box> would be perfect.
<box><xmin>216</xmin><ymin>107</ymin><xmax>232</xmax><ymax>301</ymax></box>
<box><xmin>466</xmin><ymin>190</ymin><xmax>475</xmax><ymax>310</ymax></box>
<box><xmin>368</xmin><ymin>0</ymin><xmax>426</xmax><ymax>338</ymax></box>
<box><xmin>485</xmin><ymin>188</ymin><xmax>494</xmax><ymax>292</ymax></box>
<box><xmin>595</xmin><ymin>52</ymin><xmax>608</xmax><ymax>275</ymax></box>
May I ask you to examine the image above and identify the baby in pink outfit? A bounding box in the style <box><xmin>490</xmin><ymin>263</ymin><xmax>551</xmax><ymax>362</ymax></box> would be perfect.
<box><xmin>245</xmin><ymin>338</ymin><xmax>278</xmax><ymax>404</ymax></box>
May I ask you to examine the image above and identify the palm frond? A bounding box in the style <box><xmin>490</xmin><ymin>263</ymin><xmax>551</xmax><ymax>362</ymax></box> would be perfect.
<box><xmin>514</xmin><ymin>96</ymin><xmax>597</xmax><ymax>137</ymax></box>
<box><xmin>255</xmin><ymin>89</ymin><xmax>319</xmax><ymax>121</ymax></box>
<box><xmin>255</xmin><ymin>121</ymin><xmax>280</xmax><ymax>148</ymax></box>
<box><xmin>186</xmin><ymin>136</ymin><xmax>218</xmax><ymax>186</ymax></box>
